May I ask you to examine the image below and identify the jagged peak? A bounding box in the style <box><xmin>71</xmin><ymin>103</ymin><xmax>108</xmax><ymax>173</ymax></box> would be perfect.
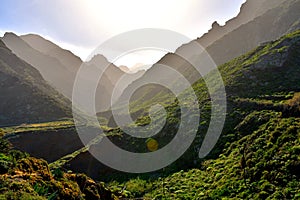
<box><xmin>211</xmin><ymin>21</ymin><xmax>221</xmax><ymax>29</ymax></box>
<box><xmin>3</xmin><ymin>32</ymin><xmax>19</xmax><ymax>39</ymax></box>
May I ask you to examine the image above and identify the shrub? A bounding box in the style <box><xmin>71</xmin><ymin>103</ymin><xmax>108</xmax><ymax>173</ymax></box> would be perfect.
<box><xmin>125</xmin><ymin>178</ymin><xmax>151</xmax><ymax>197</ymax></box>
<box><xmin>52</xmin><ymin>168</ymin><xmax>64</xmax><ymax>179</ymax></box>
<box><xmin>0</xmin><ymin>138</ymin><xmax>11</xmax><ymax>153</ymax></box>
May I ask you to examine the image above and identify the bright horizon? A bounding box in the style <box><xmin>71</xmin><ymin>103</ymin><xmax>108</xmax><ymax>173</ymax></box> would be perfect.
<box><xmin>0</xmin><ymin>0</ymin><xmax>246</xmax><ymax>68</ymax></box>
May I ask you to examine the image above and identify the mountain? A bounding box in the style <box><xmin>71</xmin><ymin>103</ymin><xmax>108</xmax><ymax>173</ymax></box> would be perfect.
<box><xmin>1</xmin><ymin>33</ymin><xmax>144</xmax><ymax>112</ymax></box>
<box><xmin>119</xmin><ymin>65</ymin><xmax>131</xmax><ymax>73</ymax></box>
<box><xmin>1</xmin><ymin>27</ymin><xmax>299</xmax><ymax>199</ymax></box>
<box><xmin>78</xmin><ymin>54</ymin><xmax>144</xmax><ymax>111</ymax></box>
<box><xmin>198</xmin><ymin>0</ymin><xmax>289</xmax><ymax>47</ymax></box>
<box><xmin>0</xmin><ymin>0</ymin><xmax>299</xmax><ymax>198</ymax></box>
<box><xmin>1</xmin><ymin>32</ymin><xmax>76</xmax><ymax>99</ymax></box>
<box><xmin>7</xmin><ymin>29</ymin><xmax>300</xmax><ymax>184</ymax></box>
<box><xmin>205</xmin><ymin>0</ymin><xmax>300</xmax><ymax>66</ymax></box>
<box><xmin>109</xmin><ymin>29</ymin><xmax>300</xmax><ymax>199</ymax></box>
<box><xmin>0</xmin><ymin>40</ymin><xmax>71</xmax><ymax>126</ymax></box>
<box><xmin>116</xmin><ymin>0</ymin><xmax>300</xmax><ymax>118</ymax></box>
<box><xmin>21</xmin><ymin>34</ymin><xmax>82</xmax><ymax>74</ymax></box>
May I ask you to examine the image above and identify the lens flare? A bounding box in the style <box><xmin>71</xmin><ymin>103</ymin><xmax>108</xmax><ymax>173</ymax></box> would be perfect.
<box><xmin>146</xmin><ymin>138</ymin><xmax>159</xmax><ymax>152</ymax></box>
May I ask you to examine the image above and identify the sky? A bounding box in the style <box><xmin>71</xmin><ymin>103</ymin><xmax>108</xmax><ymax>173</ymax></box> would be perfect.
<box><xmin>0</xmin><ymin>0</ymin><xmax>246</xmax><ymax>67</ymax></box>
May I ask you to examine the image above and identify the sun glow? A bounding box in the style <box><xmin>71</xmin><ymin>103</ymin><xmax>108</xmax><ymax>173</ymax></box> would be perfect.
<box><xmin>0</xmin><ymin>0</ymin><xmax>246</xmax><ymax>67</ymax></box>
<box><xmin>74</xmin><ymin>0</ymin><xmax>204</xmax><ymax>67</ymax></box>
<box><xmin>83</xmin><ymin>0</ymin><xmax>198</xmax><ymax>34</ymax></box>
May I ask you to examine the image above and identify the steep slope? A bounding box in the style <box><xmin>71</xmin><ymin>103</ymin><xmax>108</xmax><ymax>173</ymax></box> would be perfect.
<box><xmin>0</xmin><ymin>40</ymin><xmax>71</xmax><ymax>126</ymax></box>
<box><xmin>122</xmin><ymin>116</ymin><xmax>300</xmax><ymax>199</ymax></box>
<box><xmin>110</xmin><ymin>30</ymin><xmax>300</xmax><ymax>199</ymax></box>
<box><xmin>1</xmin><ymin>32</ymin><xmax>75</xmax><ymax>98</ymax></box>
<box><xmin>118</xmin><ymin>0</ymin><xmax>300</xmax><ymax>113</ymax></box>
<box><xmin>2</xmin><ymin>33</ymin><xmax>144</xmax><ymax>112</ymax></box>
<box><xmin>205</xmin><ymin>0</ymin><xmax>300</xmax><ymax>66</ymax></box>
<box><xmin>21</xmin><ymin>33</ymin><xmax>82</xmax><ymax>74</ymax></box>
<box><xmin>198</xmin><ymin>0</ymin><xmax>288</xmax><ymax>47</ymax></box>
<box><xmin>1</xmin><ymin>29</ymin><xmax>299</xmax><ymax>199</ymax></box>
<box><xmin>84</xmin><ymin>55</ymin><xmax>144</xmax><ymax>111</ymax></box>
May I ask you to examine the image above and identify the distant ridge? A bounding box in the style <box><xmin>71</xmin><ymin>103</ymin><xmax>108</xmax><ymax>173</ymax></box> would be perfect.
<box><xmin>1</xmin><ymin>33</ymin><xmax>145</xmax><ymax>112</ymax></box>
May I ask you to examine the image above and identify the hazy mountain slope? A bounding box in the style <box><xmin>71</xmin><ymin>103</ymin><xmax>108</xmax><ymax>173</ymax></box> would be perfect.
<box><xmin>117</xmin><ymin>0</ymin><xmax>300</xmax><ymax>115</ymax></box>
<box><xmin>198</xmin><ymin>0</ymin><xmax>288</xmax><ymax>47</ymax></box>
<box><xmin>84</xmin><ymin>54</ymin><xmax>144</xmax><ymax>111</ymax></box>
<box><xmin>1</xmin><ymin>32</ymin><xmax>75</xmax><ymax>98</ymax></box>
<box><xmin>0</xmin><ymin>40</ymin><xmax>71</xmax><ymax>126</ymax></box>
<box><xmin>21</xmin><ymin>33</ymin><xmax>82</xmax><ymax>74</ymax></box>
<box><xmin>2</xmin><ymin>33</ymin><xmax>144</xmax><ymax>112</ymax></box>
<box><xmin>205</xmin><ymin>0</ymin><xmax>300</xmax><ymax>66</ymax></box>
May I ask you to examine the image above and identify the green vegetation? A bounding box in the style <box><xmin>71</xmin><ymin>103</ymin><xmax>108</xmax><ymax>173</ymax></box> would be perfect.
<box><xmin>112</xmin><ymin>112</ymin><xmax>300</xmax><ymax>199</ymax></box>
<box><xmin>1</xmin><ymin>119</ymin><xmax>74</xmax><ymax>135</ymax></box>
<box><xmin>104</xmin><ymin>30</ymin><xmax>300</xmax><ymax>199</ymax></box>
<box><xmin>0</xmin><ymin>137</ymin><xmax>122</xmax><ymax>199</ymax></box>
<box><xmin>1</xmin><ymin>30</ymin><xmax>300</xmax><ymax>199</ymax></box>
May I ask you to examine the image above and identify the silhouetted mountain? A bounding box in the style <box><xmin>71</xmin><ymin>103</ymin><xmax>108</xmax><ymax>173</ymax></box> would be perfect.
<box><xmin>0</xmin><ymin>40</ymin><xmax>71</xmax><ymax>125</ymax></box>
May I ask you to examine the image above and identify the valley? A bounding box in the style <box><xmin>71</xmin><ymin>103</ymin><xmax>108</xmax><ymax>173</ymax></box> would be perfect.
<box><xmin>0</xmin><ymin>0</ymin><xmax>299</xmax><ymax>199</ymax></box>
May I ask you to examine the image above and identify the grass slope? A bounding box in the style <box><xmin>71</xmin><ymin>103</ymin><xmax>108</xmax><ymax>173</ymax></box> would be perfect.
<box><xmin>107</xmin><ymin>30</ymin><xmax>300</xmax><ymax>199</ymax></box>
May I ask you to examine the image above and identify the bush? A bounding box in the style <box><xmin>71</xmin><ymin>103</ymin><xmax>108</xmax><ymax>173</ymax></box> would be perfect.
<box><xmin>0</xmin><ymin>153</ymin><xmax>12</xmax><ymax>174</ymax></box>
<box><xmin>52</xmin><ymin>168</ymin><xmax>64</xmax><ymax>179</ymax></box>
<box><xmin>0</xmin><ymin>138</ymin><xmax>11</xmax><ymax>153</ymax></box>
<box><xmin>125</xmin><ymin>178</ymin><xmax>151</xmax><ymax>197</ymax></box>
<box><xmin>0</xmin><ymin>129</ymin><xmax>4</xmax><ymax>137</ymax></box>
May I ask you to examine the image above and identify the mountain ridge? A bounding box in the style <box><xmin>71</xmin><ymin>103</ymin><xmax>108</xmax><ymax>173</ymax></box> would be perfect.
<box><xmin>21</xmin><ymin>33</ymin><xmax>82</xmax><ymax>74</ymax></box>
<box><xmin>0</xmin><ymin>40</ymin><xmax>72</xmax><ymax>126</ymax></box>
<box><xmin>116</xmin><ymin>0</ymin><xmax>300</xmax><ymax>116</ymax></box>
<box><xmin>2</xmin><ymin>33</ymin><xmax>145</xmax><ymax>112</ymax></box>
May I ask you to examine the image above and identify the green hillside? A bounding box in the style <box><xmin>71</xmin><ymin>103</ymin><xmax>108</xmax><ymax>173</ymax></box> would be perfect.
<box><xmin>106</xmin><ymin>30</ymin><xmax>300</xmax><ymax>199</ymax></box>
<box><xmin>0</xmin><ymin>29</ymin><xmax>299</xmax><ymax>200</ymax></box>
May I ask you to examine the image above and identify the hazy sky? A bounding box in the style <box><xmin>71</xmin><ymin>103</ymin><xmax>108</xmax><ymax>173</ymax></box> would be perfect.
<box><xmin>0</xmin><ymin>0</ymin><xmax>245</xmax><ymax>66</ymax></box>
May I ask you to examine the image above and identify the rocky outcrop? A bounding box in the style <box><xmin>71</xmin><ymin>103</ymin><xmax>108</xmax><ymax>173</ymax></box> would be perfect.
<box><xmin>205</xmin><ymin>0</ymin><xmax>300</xmax><ymax>66</ymax></box>
<box><xmin>197</xmin><ymin>0</ymin><xmax>289</xmax><ymax>48</ymax></box>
